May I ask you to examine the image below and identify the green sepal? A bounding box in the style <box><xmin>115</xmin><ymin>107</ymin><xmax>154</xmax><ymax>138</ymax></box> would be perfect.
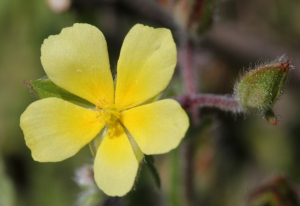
<box><xmin>145</xmin><ymin>155</ymin><xmax>161</xmax><ymax>189</ymax></box>
<box><xmin>25</xmin><ymin>77</ymin><xmax>93</xmax><ymax>107</ymax></box>
<box><xmin>263</xmin><ymin>108</ymin><xmax>278</xmax><ymax>126</ymax></box>
<box><xmin>89</xmin><ymin>125</ymin><xmax>109</xmax><ymax>157</ymax></box>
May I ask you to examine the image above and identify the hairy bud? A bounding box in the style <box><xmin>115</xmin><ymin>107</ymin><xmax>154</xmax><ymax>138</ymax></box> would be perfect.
<box><xmin>234</xmin><ymin>56</ymin><xmax>292</xmax><ymax>124</ymax></box>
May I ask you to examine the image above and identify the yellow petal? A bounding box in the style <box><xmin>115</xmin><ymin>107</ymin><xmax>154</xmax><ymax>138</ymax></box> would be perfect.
<box><xmin>41</xmin><ymin>23</ymin><xmax>114</xmax><ymax>105</ymax></box>
<box><xmin>120</xmin><ymin>99</ymin><xmax>189</xmax><ymax>154</ymax></box>
<box><xmin>115</xmin><ymin>24</ymin><xmax>176</xmax><ymax>110</ymax></box>
<box><xmin>20</xmin><ymin>98</ymin><xmax>105</xmax><ymax>162</ymax></box>
<box><xmin>94</xmin><ymin>122</ymin><xmax>138</xmax><ymax>196</ymax></box>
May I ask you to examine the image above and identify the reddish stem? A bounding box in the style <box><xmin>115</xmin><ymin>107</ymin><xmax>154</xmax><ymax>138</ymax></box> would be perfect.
<box><xmin>175</xmin><ymin>94</ymin><xmax>242</xmax><ymax>113</ymax></box>
<box><xmin>178</xmin><ymin>41</ymin><xmax>201</xmax><ymax>125</ymax></box>
<box><xmin>178</xmin><ymin>42</ymin><xmax>197</xmax><ymax>95</ymax></box>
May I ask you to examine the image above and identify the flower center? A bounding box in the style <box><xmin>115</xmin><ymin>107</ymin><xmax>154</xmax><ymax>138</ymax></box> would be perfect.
<box><xmin>96</xmin><ymin>99</ymin><xmax>120</xmax><ymax>124</ymax></box>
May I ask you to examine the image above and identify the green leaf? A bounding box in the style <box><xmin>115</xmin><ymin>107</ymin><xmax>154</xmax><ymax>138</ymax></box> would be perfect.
<box><xmin>24</xmin><ymin>77</ymin><xmax>93</xmax><ymax>107</ymax></box>
<box><xmin>144</xmin><ymin>155</ymin><xmax>161</xmax><ymax>189</ymax></box>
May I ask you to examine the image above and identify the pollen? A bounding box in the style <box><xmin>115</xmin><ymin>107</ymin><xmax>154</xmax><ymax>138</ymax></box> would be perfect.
<box><xmin>96</xmin><ymin>99</ymin><xmax>120</xmax><ymax>124</ymax></box>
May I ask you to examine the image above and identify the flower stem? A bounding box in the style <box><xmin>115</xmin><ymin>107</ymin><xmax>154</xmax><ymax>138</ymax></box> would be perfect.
<box><xmin>178</xmin><ymin>41</ymin><xmax>197</xmax><ymax>95</ymax></box>
<box><xmin>178</xmin><ymin>41</ymin><xmax>202</xmax><ymax>124</ymax></box>
<box><xmin>175</xmin><ymin>94</ymin><xmax>242</xmax><ymax>113</ymax></box>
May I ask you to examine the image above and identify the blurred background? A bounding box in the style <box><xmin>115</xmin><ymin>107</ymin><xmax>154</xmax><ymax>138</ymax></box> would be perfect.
<box><xmin>1</xmin><ymin>0</ymin><xmax>300</xmax><ymax>205</ymax></box>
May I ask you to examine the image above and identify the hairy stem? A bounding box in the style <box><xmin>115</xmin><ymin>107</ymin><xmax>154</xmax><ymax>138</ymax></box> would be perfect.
<box><xmin>178</xmin><ymin>41</ymin><xmax>197</xmax><ymax>95</ymax></box>
<box><xmin>175</xmin><ymin>94</ymin><xmax>242</xmax><ymax>113</ymax></box>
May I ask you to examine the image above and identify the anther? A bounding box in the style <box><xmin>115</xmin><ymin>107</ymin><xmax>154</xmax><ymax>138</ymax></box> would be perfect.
<box><xmin>95</xmin><ymin>99</ymin><xmax>120</xmax><ymax>124</ymax></box>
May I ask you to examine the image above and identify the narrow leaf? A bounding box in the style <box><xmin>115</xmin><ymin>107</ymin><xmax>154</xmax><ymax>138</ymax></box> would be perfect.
<box><xmin>24</xmin><ymin>77</ymin><xmax>93</xmax><ymax>107</ymax></box>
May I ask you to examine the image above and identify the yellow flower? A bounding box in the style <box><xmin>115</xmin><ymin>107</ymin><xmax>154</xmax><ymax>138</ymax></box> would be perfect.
<box><xmin>20</xmin><ymin>24</ymin><xmax>189</xmax><ymax>196</ymax></box>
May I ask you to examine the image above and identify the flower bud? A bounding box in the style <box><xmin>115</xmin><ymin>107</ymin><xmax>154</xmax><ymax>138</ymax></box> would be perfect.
<box><xmin>235</xmin><ymin>56</ymin><xmax>291</xmax><ymax>111</ymax></box>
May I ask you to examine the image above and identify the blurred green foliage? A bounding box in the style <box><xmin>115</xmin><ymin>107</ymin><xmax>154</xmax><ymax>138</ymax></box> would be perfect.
<box><xmin>1</xmin><ymin>0</ymin><xmax>300</xmax><ymax>206</ymax></box>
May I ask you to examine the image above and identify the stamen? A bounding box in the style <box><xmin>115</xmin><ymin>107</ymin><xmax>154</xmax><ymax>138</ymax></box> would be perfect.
<box><xmin>95</xmin><ymin>99</ymin><xmax>120</xmax><ymax>124</ymax></box>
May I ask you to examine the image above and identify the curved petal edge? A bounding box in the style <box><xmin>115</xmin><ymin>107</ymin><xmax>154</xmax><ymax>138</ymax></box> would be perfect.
<box><xmin>20</xmin><ymin>98</ymin><xmax>104</xmax><ymax>162</ymax></box>
<box><xmin>120</xmin><ymin>99</ymin><xmax>189</xmax><ymax>155</ymax></box>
